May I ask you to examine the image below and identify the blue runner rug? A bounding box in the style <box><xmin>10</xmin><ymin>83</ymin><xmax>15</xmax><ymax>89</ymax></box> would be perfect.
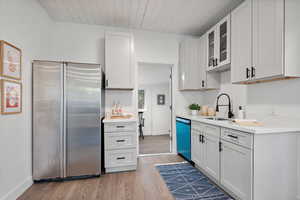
<box><xmin>156</xmin><ymin>162</ymin><xmax>234</xmax><ymax>200</ymax></box>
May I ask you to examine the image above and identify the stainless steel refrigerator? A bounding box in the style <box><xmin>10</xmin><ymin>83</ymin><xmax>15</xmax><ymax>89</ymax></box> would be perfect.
<box><xmin>32</xmin><ymin>60</ymin><xmax>104</xmax><ymax>181</ymax></box>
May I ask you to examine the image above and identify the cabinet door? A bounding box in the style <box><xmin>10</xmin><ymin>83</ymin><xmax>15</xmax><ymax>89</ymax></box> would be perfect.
<box><xmin>207</xmin><ymin>27</ymin><xmax>218</xmax><ymax>70</ymax></box>
<box><xmin>231</xmin><ymin>0</ymin><xmax>252</xmax><ymax>83</ymax></box>
<box><xmin>203</xmin><ymin>131</ymin><xmax>220</xmax><ymax>181</ymax></box>
<box><xmin>188</xmin><ymin>39</ymin><xmax>201</xmax><ymax>89</ymax></box>
<box><xmin>220</xmin><ymin>141</ymin><xmax>252</xmax><ymax>200</ymax></box>
<box><xmin>199</xmin><ymin>36</ymin><xmax>207</xmax><ymax>88</ymax></box>
<box><xmin>178</xmin><ymin>39</ymin><xmax>201</xmax><ymax>90</ymax></box>
<box><xmin>217</xmin><ymin>15</ymin><xmax>231</xmax><ymax>67</ymax></box>
<box><xmin>191</xmin><ymin>130</ymin><xmax>201</xmax><ymax>166</ymax></box>
<box><xmin>105</xmin><ymin>32</ymin><xmax>133</xmax><ymax>89</ymax></box>
<box><xmin>252</xmin><ymin>0</ymin><xmax>284</xmax><ymax>79</ymax></box>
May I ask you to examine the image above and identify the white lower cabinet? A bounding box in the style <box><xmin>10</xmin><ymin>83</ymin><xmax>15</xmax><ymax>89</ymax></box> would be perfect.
<box><xmin>191</xmin><ymin>122</ymin><xmax>252</xmax><ymax>200</ymax></box>
<box><xmin>203</xmin><ymin>131</ymin><xmax>220</xmax><ymax>181</ymax></box>
<box><xmin>220</xmin><ymin>140</ymin><xmax>252</xmax><ymax>200</ymax></box>
<box><xmin>191</xmin><ymin>130</ymin><xmax>202</xmax><ymax>166</ymax></box>
<box><xmin>191</xmin><ymin>122</ymin><xmax>220</xmax><ymax>181</ymax></box>
<box><xmin>104</xmin><ymin>121</ymin><xmax>137</xmax><ymax>173</ymax></box>
<box><xmin>191</xmin><ymin>121</ymin><xmax>298</xmax><ymax>200</ymax></box>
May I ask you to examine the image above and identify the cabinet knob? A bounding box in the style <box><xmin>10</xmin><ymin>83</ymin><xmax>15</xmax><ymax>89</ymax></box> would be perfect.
<box><xmin>201</xmin><ymin>80</ymin><xmax>205</xmax><ymax>87</ymax></box>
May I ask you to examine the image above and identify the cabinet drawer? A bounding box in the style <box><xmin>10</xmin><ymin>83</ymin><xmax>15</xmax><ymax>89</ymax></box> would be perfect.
<box><xmin>204</xmin><ymin>124</ymin><xmax>220</xmax><ymax>137</ymax></box>
<box><xmin>191</xmin><ymin>121</ymin><xmax>205</xmax><ymax>131</ymax></box>
<box><xmin>221</xmin><ymin>128</ymin><xmax>253</xmax><ymax>149</ymax></box>
<box><xmin>105</xmin><ymin>149</ymin><xmax>137</xmax><ymax>168</ymax></box>
<box><xmin>105</xmin><ymin>122</ymin><xmax>137</xmax><ymax>132</ymax></box>
<box><xmin>192</xmin><ymin>121</ymin><xmax>220</xmax><ymax>138</ymax></box>
<box><xmin>105</xmin><ymin>132</ymin><xmax>137</xmax><ymax>150</ymax></box>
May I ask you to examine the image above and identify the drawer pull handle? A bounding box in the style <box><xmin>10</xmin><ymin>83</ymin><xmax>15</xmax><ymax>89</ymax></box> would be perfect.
<box><xmin>116</xmin><ymin>139</ymin><xmax>125</xmax><ymax>142</ymax></box>
<box><xmin>228</xmin><ymin>134</ymin><xmax>238</xmax><ymax>139</ymax></box>
<box><xmin>117</xmin><ymin>157</ymin><xmax>126</xmax><ymax>160</ymax></box>
<box><xmin>116</xmin><ymin>126</ymin><xmax>125</xmax><ymax>128</ymax></box>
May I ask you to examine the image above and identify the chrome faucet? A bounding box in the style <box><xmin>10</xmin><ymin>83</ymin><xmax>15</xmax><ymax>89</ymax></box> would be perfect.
<box><xmin>215</xmin><ymin>93</ymin><xmax>234</xmax><ymax>119</ymax></box>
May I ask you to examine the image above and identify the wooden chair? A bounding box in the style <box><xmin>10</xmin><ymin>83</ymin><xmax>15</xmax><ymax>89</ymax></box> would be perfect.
<box><xmin>138</xmin><ymin>111</ymin><xmax>145</xmax><ymax>139</ymax></box>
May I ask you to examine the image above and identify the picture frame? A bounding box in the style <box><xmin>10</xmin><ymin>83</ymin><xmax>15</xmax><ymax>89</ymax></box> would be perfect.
<box><xmin>0</xmin><ymin>40</ymin><xmax>22</xmax><ymax>80</ymax></box>
<box><xmin>1</xmin><ymin>79</ymin><xmax>22</xmax><ymax>114</ymax></box>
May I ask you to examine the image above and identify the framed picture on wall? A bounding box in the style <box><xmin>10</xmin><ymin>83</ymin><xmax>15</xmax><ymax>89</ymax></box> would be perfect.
<box><xmin>1</xmin><ymin>79</ymin><xmax>22</xmax><ymax>114</ymax></box>
<box><xmin>0</xmin><ymin>40</ymin><xmax>22</xmax><ymax>80</ymax></box>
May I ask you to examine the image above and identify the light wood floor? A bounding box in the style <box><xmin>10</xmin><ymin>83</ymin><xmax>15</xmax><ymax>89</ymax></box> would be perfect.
<box><xmin>18</xmin><ymin>155</ymin><xmax>184</xmax><ymax>200</ymax></box>
<box><xmin>139</xmin><ymin>135</ymin><xmax>171</xmax><ymax>154</ymax></box>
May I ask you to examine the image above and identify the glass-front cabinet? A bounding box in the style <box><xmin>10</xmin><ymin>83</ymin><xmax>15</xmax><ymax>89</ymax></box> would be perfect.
<box><xmin>207</xmin><ymin>14</ymin><xmax>231</xmax><ymax>71</ymax></box>
<box><xmin>208</xmin><ymin>29</ymin><xmax>216</xmax><ymax>68</ymax></box>
<box><xmin>218</xmin><ymin>15</ymin><xmax>231</xmax><ymax>67</ymax></box>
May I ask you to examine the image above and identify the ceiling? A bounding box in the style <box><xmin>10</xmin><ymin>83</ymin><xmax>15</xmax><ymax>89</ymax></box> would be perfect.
<box><xmin>38</xmin><ymin>0</ymin><xmax>243</xmax><ymax>36</ymax></box>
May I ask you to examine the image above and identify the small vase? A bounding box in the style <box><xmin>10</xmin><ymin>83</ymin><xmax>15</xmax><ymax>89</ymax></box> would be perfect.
<box><xmin>191</xmin><ymin>110</ymin><xmax>198</xmax><ymax>116</ymax></box>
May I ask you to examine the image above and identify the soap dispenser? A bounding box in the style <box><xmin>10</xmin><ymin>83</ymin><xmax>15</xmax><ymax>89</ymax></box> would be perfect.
<box><xmin>238</xmin><ymin>106</ymin><xmax>245</xmax><ymax>119</ymax></box>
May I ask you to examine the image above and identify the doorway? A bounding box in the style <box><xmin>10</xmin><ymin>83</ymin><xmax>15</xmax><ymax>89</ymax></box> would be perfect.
<box><xmin>138</xmin><ymin>63</ymin><xmax>173</xmax><ymax>155</ymax></box>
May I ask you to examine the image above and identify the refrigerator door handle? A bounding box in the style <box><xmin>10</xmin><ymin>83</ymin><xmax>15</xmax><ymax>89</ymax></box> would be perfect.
<box><xmin>63</xmin><ymin>62</ymin><xmax>67</xmax><ymax>178</ymax></box>
<box><xmin>60</xmin><ymin>62</ymin><xmax>64</xmax><ymax>178</ymax></box>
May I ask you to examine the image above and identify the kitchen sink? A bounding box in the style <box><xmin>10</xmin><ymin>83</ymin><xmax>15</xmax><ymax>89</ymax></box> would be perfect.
<box><xmin>206</xmin><ymin>117</ymin><xmax>229</xmax><ymax>121</ymax></box>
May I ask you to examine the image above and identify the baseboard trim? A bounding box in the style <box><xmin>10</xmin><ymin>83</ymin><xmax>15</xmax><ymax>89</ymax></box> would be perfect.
<box><xmin>0</xmin><ymin>176</ymin><xmax>33</xmax><ymax>200</ymax></box>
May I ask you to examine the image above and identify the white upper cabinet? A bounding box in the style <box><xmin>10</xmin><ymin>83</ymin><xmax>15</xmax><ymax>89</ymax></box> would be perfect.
<box><xmin>178</xmin><ymin>37</ymin><xmax>219</xmax><ymax>90</ymax></box>
<box><xmin>252</xmin><ymin>0</ymin><xmax>284</xmax><ymax>80</ymax></box>
<box><xmin>207</xmin><ymin>14</ymin><xmax>231</xmax><ymax>72</ymax></box>
<box><xmin>231</xmin><ymin>0</ymin><xmax>300</xmax><ymax>84</ymax></box>
<box><xmin>178</xmin><ymin>38</ymin><xmax>201</xmax><ymax>90</ymax></box>
<box><xmin>199</xmin><ymin>36</ymin><xmax>220</xmax><ymax>90</ymax></box>
<box><xmin>217</xmin><ymin>15</ymin><xmax>231</xmax><ymax>68</ymax></box>
<box><xmin>231</xmin><ymin>0</ymin><xmax>252</xmax><ymax>83</ymax></box>
<box><xmin>207</xmin><ymin>27</ymin><xmax>218</xmax><ymax>70</ymax></box>
<box><xmin>105</xmin><ymin>32</ymin><xmax>134</xmax><ymax>89</ymax></box>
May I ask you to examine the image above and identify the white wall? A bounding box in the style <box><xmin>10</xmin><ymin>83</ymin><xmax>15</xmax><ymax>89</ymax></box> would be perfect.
<box><xmin>203</xmin><ymin>70</ymin><xmax>247</xmax><ymax>117</ymax></box>
<box><xmin>0</xmin><ymin>0</ymin><xmax>54</xmax><ymax>199</ymax></box>
<box><xmin>203</xmin><ymin>70</ymin><xmax>300</xmax><ymax>121</ymax></box>
<box><xmin>138</xmin><ymin>63</ymin><xmax>171</xmax><ymax>136</ymax></box>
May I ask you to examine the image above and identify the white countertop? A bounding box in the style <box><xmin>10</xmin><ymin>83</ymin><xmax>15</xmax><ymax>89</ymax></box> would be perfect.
<box><xmin>177</xmin><ymin>114</ymin><xmax>300</xmax><ymax>135</ymax></box>
<box><xmin>103</xmin><ymin>117</ymin><xmax>137</xmax><ymax>123</ymax></box>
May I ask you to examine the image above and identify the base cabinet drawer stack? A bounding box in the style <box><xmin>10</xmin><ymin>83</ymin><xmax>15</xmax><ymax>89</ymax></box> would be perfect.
<box><xmin>104</xmin><ymin>121</ymin><xmax>137</xmax><ymax>173</ymax></box>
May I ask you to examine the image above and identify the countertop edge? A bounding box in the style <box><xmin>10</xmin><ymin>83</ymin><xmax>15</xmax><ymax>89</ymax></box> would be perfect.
<box><xmin>102</xmin><ymin>118</ymin><xmax>138</xmax><ymax>123</ymax></box>
<box><xmin>176</xmin><ymin>114</ymin><xmax>300</xmax><ymax>135</ymax></box>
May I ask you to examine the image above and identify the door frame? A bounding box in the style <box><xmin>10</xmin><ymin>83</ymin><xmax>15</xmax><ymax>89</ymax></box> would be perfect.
<box><xmin>136</xmin><ymin>62</ymin><xmax>175</xmax><ymax>156</ymax></box>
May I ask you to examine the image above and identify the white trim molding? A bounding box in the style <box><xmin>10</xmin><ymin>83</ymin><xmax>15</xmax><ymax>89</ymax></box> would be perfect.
<box><xmin>0</xmin><ymin>177</ymin><xmax>32</xmax><ymax>200</ymax></box>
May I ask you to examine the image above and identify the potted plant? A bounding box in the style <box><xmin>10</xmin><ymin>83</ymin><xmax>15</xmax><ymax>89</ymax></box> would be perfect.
<box><xmin>189</xmin><ymin>103</ymin><xmax>201</xmax><ymax>116</ymax></box>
